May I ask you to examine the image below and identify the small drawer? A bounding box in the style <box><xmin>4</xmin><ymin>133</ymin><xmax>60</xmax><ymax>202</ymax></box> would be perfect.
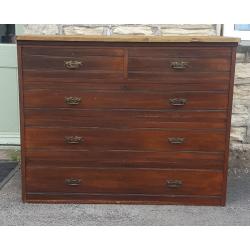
<box><xmin>128</xmin><ymin>57</ymin><xmax>231</xmax><ymax>73</ymax></box>
<box><xmin>26</xmin><ymin>167</ymin><xmax>223</xmax><ymax>196</ymax></box>
<box><xmin>128</xmin><ymin>47</ymin><xmax>231</xmax><ymax>81</ymax></box>
<box><xmin>25</xmin><ymin>127</ymin><xmax>226</xmax><ymax>152</ymax></box>
<box><xmin>23</xmin><ymin>89</ymin><xmax>228</xmax><ymax>110</ymax></box>
<box><xmin>22</xmin><ymin>46</ymin><xmax>125</xmax><ymax>81</ymax></box>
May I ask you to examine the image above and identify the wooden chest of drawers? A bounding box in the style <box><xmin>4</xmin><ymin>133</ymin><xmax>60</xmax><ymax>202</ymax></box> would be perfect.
<box><xmin>17</xmin><ymin>35</ymin><xmax>239</xmax><ymax>205</ymax></box>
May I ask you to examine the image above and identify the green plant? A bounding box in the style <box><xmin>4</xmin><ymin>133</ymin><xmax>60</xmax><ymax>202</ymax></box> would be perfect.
<box><xmin>8</xmin><ymin>149</ymin><xmax>21</xmax><ymax>162</ymax></box>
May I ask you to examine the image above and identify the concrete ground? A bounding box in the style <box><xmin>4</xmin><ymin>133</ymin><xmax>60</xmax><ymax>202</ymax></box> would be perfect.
<box><xmin>0</xmin><ymin>167</ymin><xmax>250</xmax><ymax>226</ymax></box>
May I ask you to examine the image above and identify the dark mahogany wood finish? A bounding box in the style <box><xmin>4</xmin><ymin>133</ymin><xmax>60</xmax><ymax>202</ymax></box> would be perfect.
<box><xmin>17</xmin><ymin>37</ymin><xmax>238</xmax><ymax>206</ymax></box>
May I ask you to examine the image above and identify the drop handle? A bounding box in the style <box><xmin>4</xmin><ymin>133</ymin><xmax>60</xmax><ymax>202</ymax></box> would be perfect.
<box><xmin>170</xmin><ymin>61</ymin><xmax>188</xmax><ymax>70</ymax></box>
<box><xmin>65</xmin><ymin>178</ymin><xmax>82</xmax><ymax>186</ymax></box>
<box><xmin>168</xmin><ymin>137</ymin><xmax>185</xmax><ymax>144</ymax></box>
<box><xmin>65</xmin><ymin>97</ymin><xmax>81</xmax><ymax>105</ymax></box>
<box><xmin>169</xmin><ymin>98</ymin><xmax>187</xmax><ymax>106</ymax></box>
<box><xmin>166</xmin><ymin>180</ymin><xmax>182</xmax><ymax>188</ymax></box>
<box><xmin>64</xmin><ymin>60</ymin><xmax>83</xmax><ymax>70</ymax></box>
<box><xmin>64</xmin><ymin>136</ymin><xmax>83</xmax><ymax>144</ymax></box>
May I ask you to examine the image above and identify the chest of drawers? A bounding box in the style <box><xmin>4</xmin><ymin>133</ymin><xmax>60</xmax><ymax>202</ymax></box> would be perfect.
<box><xmin>17</xmin><ymin>35</ymin><xmax>239</xmax><ymax>205</ymax></box>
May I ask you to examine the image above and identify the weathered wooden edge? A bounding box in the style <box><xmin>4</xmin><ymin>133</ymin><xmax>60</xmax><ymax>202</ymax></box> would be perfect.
<box><xmin>17</xmin><ymin>45</ymin><xmax>26</xmax><ymax>202</ymax></box>
<box><xmin>16</xmin><ymin>35</ymin><xmax>241</xmax><ymax>43</ymax></box>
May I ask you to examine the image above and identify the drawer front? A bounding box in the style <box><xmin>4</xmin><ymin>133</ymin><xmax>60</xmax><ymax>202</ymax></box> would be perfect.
<box><xmin>128</xmin><ymin>71</ymin><xmax>230</xmax><ymax>83</ymax></box>
<box><xmin>24</xmin><ymin>109</ymin><xmax>227</xmax><ymax>130</ymax></box>
<box><xmin>128</xmin><ymin>46</ymin><xmax>231</xmax><ymax>81</ymax></box>
<box><xmin>128</xmin><ymin>57</ymin><xmax>231</xmax><ymax>73</ymax></box>
<box><xmin>23</xmin><ymin>81</ymin><xmax>230</xmax><ymax>92</ymax></box>
<box><xmin>26</xmin><ymin>150</ymin><xmax>225</xmax><ymax>170</ymax></box>
<box><xmin>26</xmin><ymin>167</ymin><xmax>223</xmax><ymax>196</ymax></box>
<box><xmin>25</xmin><ymin>127</ymin><xmax>226</xmax><ymax>152</ymax></box>
<box><xmin>22</xmin><ymin>46</ymin><xmax>125</xmax><ymax>81</ymax></box>
<box><xmin>23</xmin><ymin>90</ymin><xmax>228</xmax><ymax>110</ymax></box>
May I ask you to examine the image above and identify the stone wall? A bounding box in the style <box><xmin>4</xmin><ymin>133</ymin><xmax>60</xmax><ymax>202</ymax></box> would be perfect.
<box><xmin>22</xmin><ymin>24</ymin><xmax>250</xmax><ymax>174</ymax></box>
<box><xmin>23</xmin><ymin>24</ymin><xmax>218</xmax><ymax>36</ymax></box>
<box><xmin>231</xmin><ymin>45</ymin><xmax>250</xmax><ymax>175</ymax></box>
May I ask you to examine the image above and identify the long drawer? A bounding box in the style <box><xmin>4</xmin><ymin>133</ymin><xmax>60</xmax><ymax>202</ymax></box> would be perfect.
<box><xmin>24</xmin><ymin>109</ymin><xmax>227</xmax><ymax>129</ymax></box>
<box><xmin>26</xmin><ymin>150</ymin><xmax>225</xmax><ymax>170</ymax></box>
<box><xmin>25</xmin><ymin>127</ymin><xmax>226</xmax><ymax>152</ymax></box>
<box><xmin>23</xmin><ymin>81</ymin><xmax>230</xmax><ymax>92</ymax></box>
<box><xmin>23</xmin><ymin>90</ymin><xmax>228</xmax><ymax>110</ymax></box>
<box><xmin>26</xmin><ymin>167</ymin><xmax>223</xmax><ymax>196</ymax></box>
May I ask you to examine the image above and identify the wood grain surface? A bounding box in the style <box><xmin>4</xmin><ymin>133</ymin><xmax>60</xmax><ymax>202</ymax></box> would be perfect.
<box><xmin>17</xmin><ymin>39</ymin><xmax>238</xmax><ymax>205</ymax></box>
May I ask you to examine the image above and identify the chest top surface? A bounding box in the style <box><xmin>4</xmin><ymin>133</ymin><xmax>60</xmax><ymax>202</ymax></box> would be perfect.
<box><xmin>16</xmin><ymin>35</ymin><xmax>240</xmax><ymax>43</ymax></box>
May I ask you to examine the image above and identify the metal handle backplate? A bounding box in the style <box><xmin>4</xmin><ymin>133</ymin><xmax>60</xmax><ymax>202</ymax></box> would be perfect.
<box><xmin>166</xmin><ymin>180</ymin><xmax>182</xmax><ymax>188</ymax></box>
<box><xmin>65</xmin><ymin>178</ymin><xmax>82</xmax><ymax>186</ymax></box>
<box><xmin>169</xmin><ymin>98</ymin><xmax>187</xmax><ymax>106</ymax></box>
<box><xmin>170</xmin><ymin>61</ymin><xmax>188</xmax><ymax>70</ymax></box>
<box><xmin>168</xmin><ymin>137</ymin><xmax>185</xmax><ymax>144</ymax></box>
<box><xmin>64</xmin><ymin>60</ymin><xmax>82</xmax><ymax>70</ymax></box>
<box><xmin>65</xmin><ymin>97</ymin><xmax>81</xmax><ymax>105</ymax></box>
<box><xmin>64</xmin><ymin>136</ymin><xmax>83</xmax><ymax>144</ymax></box>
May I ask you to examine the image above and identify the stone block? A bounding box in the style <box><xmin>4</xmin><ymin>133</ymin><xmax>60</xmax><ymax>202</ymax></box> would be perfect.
<box><xmin>236</xmin><ymin>52</ymin><xmax>246</xmax><ymax>63</ymax></box>
<box><xmin>112</xmin><ymin>25</ymin><xmax>154</xmax><ymax>35</ymax></box>
<box><xmin>23</xmin><ymin>24</ymin><xmax>60</xmax><ymax>35</ymax></box>
<box><xmin>229</xmin><ymin>142</ymin><xmax>250</xmax><ymax>174</ymax></box>
<box><xmin>232</xmin><ymin>103</ymin><xmax>248</xmax><ymax>114</ymax></box>
<box><xmin>231</xmin><ymin>113</ymin><xmax>249</xmax><ymax>126</ymax></box>
<box><xmin>235</xmin><ymin>63</ymin><xmax>250</xmax><ymax>80</ymax></box>
<box><xmin>63</xmin><ymin>25</ymin><xmax>105</xmax><ymax>35</ymax></box>
<box><xmin>233</xmin><ymin>84</ymin><xmax>250</xmax><ymax>104</ymax></box>
<box><xmin>230</xmin><ymin>127</ymin><xmax>247</xmax><ymax>142</ymax></box>
<box><xmin>157</xmin><ymin>24</ymin><xmax>215</xmax><ymax>29</ymax></box>
<box><xmin>160</xmin><ymin>24</ymin><xmax>216</xmax><ymax>36</ymax></box>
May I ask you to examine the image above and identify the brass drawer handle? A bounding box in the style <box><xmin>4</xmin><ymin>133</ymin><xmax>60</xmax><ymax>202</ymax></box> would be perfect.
<box><xmin>65</xmin><ymin>97</ymin><xmax>81</xmax><ymax>105</ymax></box>
<box><xmin>170</xmin><ymin>61</ymin><xmax>188</xmax><ymax>70</ymax></box>
<box><xmin>65</xmin><ymin>178</ymin><xmax>82</xmax><ymax>186</ymax></box>
<box><xmin>166</xmin><ymin>180</ymin><xmax>182</xmax><ymax>188</ymax></box>
<box><xmin>64</xmin><ymin>136</ymin><xmax>83</xmax><ymax>144</ymax></box>
<box><xmin>169</xmin><ymin>98</ymin><xmax>187</xmax><ymax>106</ymax></box>
<box><xmin>168</xmin><ymin>137</ymin><xmax>185</xmax><ymax>144</ymax></box>
<box><xmin>64</xmin><ymin>60</ymin><xmax>83</xmax><ymax>70</ymax></box>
